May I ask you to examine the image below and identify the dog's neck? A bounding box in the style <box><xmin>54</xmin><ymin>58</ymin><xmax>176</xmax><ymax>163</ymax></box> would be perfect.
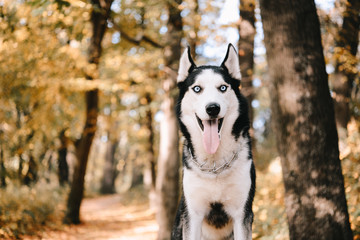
<box><xmin>183</xmin><ymin>127</ymin><xmax>251</xmax><ymax>175</ymax></box>
<box><xmin>187</xmin><ymin>146</ymin><xmax>238</xmax><ymax>174</ymax></box>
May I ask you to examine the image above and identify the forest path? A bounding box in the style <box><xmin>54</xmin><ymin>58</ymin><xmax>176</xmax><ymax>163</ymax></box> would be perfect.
<box><xmin>24</xmin><ymin>194</ymin><xmax>158</xmax><ymax>240</ymax></box>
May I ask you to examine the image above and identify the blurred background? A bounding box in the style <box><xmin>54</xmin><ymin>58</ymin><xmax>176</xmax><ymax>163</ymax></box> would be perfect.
<box><xmin>0</xmin><ymin>0</ymin><xmax>359</xmax><ymax>239</ymax></box>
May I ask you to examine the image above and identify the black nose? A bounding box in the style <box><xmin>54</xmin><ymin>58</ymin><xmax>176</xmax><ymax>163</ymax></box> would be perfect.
<box><xmin>206</xmin><ymin>103</ymin><xmax>220</xmax><ymax>118</ymax></box>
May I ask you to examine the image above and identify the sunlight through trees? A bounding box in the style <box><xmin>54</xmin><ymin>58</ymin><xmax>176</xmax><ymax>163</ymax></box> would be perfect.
<box><xmin>0</xmin><ymin>0</ymin><xmax>359</xmax><ymax>239</ymax></box>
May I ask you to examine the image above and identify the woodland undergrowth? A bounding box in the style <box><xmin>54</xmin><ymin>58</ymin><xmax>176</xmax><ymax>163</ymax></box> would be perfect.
<box><xmin>0</xmin><ymin>181</ymin><xmax>67</xmax><ymax>239</ymax></box>
<box><xmin>0</xmin><ymin>120</ymin><xmax>359</xmax><ymax>239</ymax></box>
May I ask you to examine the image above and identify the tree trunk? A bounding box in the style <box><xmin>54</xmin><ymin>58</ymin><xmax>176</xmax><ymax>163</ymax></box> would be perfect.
<box><xmin>189</xmin><ymin>0</ymin><xmax>199</xmax><ymax>60</ymax></box>
<box><xmin>238</xmin><ymin>0</ymin><xmax>256</xmax><ymax>145</ymax></box>
<box><xmin>100</xmin><ymin>137</ymin><xmax>118</xmax><ymax>194</ymax></box>
<box><xmin>58</xmin><ymin>129</ymin><xmax>69</xmax><ymax>186</ymax></box>
<box><xmin>65</xmin><ymin>90</ymin><xmax>99</xmax><ymax>224</ymax></box>
<box><xmin>332</xmin><ymin>0</ymin><xmax>360</xmax><ymax>130</ymax></box>
<box><xmin>15</xmin><ymin>107</ymin><xmax>24</xmax><ymax>182</ymax></box>
<box><xmin>23</xmin><ymin>155</ymin><xmax>38</xmax><ymax>186</ymax></box>
<box><xmin>64</xmin><ymin>0</ymin><xmax>113</xmax><ymax>224</ymax></box>
<box><xmin>18</xmin><ymin>153</ymin><xmax>24</xmax><ymax>181</ymax></box>
<box><xmin>0</xmin><ymin>140</ymin><xmax>6</xmax><ymax>188</ymax></box>
<box><xmin>156</xmin><ymin>1</ymin><xmax>183</xmax><ymax>239</ymax></box>
<box><xmin>143</xmin><ymin>93</ymin><xmax>157</xmax><ymax>207</ymax></box>
<box><xmin>259</xmin><ymin>1</ymin><xmax>353</xmax><ymax>239</ymax></box>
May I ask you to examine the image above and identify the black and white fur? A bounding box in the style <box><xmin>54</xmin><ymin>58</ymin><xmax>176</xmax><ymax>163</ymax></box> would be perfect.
<box><xmin>172</xmin><ymin>44</ymin><xmax>256</xmax><ymax>240</ymax></box>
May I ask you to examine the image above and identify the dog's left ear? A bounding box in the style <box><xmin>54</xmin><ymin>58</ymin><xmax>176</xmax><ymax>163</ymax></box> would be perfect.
<box><xmin>221</xmin><ymin>44</ymin><xmax>241</xmax><ymax>81</ymax></box>
<box><xmin>177</xmin><ymin>46</ymin><xmax>196</xmax><ymax>83</ymax></box>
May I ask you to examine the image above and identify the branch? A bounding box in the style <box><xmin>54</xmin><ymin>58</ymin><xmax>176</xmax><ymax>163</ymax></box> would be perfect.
<box><xmin>109</xmin><ymin>17</ymin><xmax>163</xmax><ymax>48</ymax></box>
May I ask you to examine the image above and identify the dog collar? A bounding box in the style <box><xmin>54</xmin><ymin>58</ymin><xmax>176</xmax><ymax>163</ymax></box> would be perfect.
<box><xmin>188</xmin><ymin>147</ymin><xmax>238</xmax><ymax>174</ymax></box>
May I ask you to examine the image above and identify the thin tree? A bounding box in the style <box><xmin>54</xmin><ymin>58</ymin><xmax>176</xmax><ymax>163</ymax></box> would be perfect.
<box><xmin>155</xmin><ymin>0</ymin><xmax>183</xmax><ymax>239</ymax></box>
<box><xmin>188</xmin><ymin>0</ymin><xmax>200</xmax><ymax>59</ymax></box>
<box><xmin>143</xmin><ymin>92</ymin><xmax>157</xmax><ymax>204</ymax></box>
<box><xmin>238</xmin><ymin>0</ymin><xmax>256</xmax><ymax>151</ymax></box>
<box><xmin>332</xmin><ymin>0</ymin><xmax>359</xmax><ymax>130</ymax></box>
<box><xmin>259</xmin><ymin>0</ymin><xmax>353</xmax><ymax>239</ymax></box>
<box><xmin>238</xmin><ymin>0</ymin><xmax>256</xmax><ymax>127</ymax></box>
<box><xmin>0</xmin><ymin>132</ymin><xmax>6</xmax><ymax>188</ymax></box>
<box><xmin>64</xmin><ymin>0</ymin><xmax>113</xmax><ymax>224</ymax></box>
<box><xmin>23</xmin><ymin>154</ymin><xmax>38</xmax><ymax>186</ymax></box>
<box><xmin>100</xmin><ymin>131</ymin><xmax>118</xmax><ymax>194</ymax></box>
<box><xmin>58</xmin><ymin>129</ymin><xmax>69</xmax><ymax>186</ymax></box>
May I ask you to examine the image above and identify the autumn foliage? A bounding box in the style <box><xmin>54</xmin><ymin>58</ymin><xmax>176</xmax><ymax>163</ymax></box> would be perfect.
<box><xmin>0</xmin><ymin>0</ymin><xmax>359</xmax><ymax>239</ymax></box>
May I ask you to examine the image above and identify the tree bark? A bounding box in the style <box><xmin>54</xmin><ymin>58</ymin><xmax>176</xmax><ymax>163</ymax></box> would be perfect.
<box><xmin>156</xmin><ymin>1</ymin><xmax>183</xmax><ymax>239</ymax></box>
<box><xmin>23</xmin><ymin>155</ymin><xmax>38</xmax><ymax>186</ymax></box>
<box><xmin>18</xmin><ymin>153</ymin><xmax>24</xmax><ymax>181</ymax></box>
<box><xmin>64</xmin><ymin>0</ymin><xmax>113</xmax><ymax>224</ymax></box>
<box><xmin>0</xmin><ymin>140</ymin><xmax>6</xmax><ymax>188</ymax></box>
<box><xmin>143</xmin><ymin>93</ymin><xmax>156</xmax><ymax>191</ymax></box>
<box><xmin>189</xmin><ymin>0</ymin><xmax>200</xmax><ymax>60</ymax></box>
<box><xmin>58</xmin><ymin>129</ymin><xmax>69</xmax><ymax>186</ymax></box>
<box><xmin>238</xmin><ymin>0</ymin><xmax>256</xmax><ymax>144</ymax></box>
<box><xmin>332</xmin><ymin>0</ymin><xmax>360</xmax><ymax>130</ymax></box>
<box><xmin>100</xmin><ymin>137</ymin><xmax>118</xmax><ymax>194</ymax></box>
<box><xmin>16</xmin><ymin>107</ymin><xmax>24</xmax><ymax>181</ymax></box>
<box><xmin>259</xmin><ymin>0</ymin><xmax>353</xmax><ymax>239</ymax></box>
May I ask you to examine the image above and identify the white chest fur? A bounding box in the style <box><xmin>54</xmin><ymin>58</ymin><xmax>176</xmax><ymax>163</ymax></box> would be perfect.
<box><xmin>183</xmin><ymin>154</ymin><xmax>252</xmax><ymax>240</ymax></box>
<box><xmin>183</xmin><ymin>157</ymin><xmax>252</xmax><ymax>217</ymax></box>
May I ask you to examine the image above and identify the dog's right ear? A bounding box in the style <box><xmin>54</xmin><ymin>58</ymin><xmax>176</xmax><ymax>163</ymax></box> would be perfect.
<box><xmin>177</xmin><ymin>46</ymin><xmax>196</xmax><ymax>83</ymax></box>
<box><xmin>221</xmin><ymin>44</ymin><xmax>241</xmax><ymax>81</ymax></box>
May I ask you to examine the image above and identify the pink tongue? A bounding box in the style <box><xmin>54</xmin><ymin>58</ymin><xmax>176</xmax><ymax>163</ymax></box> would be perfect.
<box><xmin>203</xmin><ymin>119</ymin><xmax>220</xmax><ymax>154</ymax></box>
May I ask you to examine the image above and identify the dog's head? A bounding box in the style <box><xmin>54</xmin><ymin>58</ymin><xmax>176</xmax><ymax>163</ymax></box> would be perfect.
<box><xmin>177</xmin><ymin>44</ymin><xmax>247</xmax><ymax>156</ymax></box>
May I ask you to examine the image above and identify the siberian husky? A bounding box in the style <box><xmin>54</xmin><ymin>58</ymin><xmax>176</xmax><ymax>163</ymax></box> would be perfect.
<box><xmin>172</xmin><ymin>44</ymin><xmax>256</xmax><ymax>240</ymax></box>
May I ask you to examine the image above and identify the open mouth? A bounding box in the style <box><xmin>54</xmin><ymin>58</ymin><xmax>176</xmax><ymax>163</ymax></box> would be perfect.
<box><xmin>196</xmin><ymin>114</ymin><xmax>224</xmax><ymax>133</ymax></box>
<box><xmin>196</xmin><ymin>114</ymin><xmax>224</xmax><ymax>154</ymax></box>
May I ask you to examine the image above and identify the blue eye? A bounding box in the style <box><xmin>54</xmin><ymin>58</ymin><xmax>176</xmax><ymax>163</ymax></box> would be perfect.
<box><xmin>219</xmin><ymin>85</ymin><xmax>227</xmax><ymax>92</ymax></box>
<box><xmin>193</xmin><ymin>86</ymin><xmax>202</xmax><ymax>93</ymax></box>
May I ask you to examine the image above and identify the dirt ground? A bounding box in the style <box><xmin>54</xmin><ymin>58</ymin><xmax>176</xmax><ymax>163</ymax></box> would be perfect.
<box><xmin>23</xmin><ymin>195</ymin><xmax>158</xmax><ymax>240</ymax></box>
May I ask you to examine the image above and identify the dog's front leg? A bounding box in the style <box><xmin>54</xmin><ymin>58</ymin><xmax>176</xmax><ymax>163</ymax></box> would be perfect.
<box><xmin>186</xmin><ymin>213</ymin><xmax>202</xmax><ymax>240</ymax></box>
<box><xmin>233</xmin><ymin>218</ymin><xmax>251</xmax><ymax>240</ymax></box>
